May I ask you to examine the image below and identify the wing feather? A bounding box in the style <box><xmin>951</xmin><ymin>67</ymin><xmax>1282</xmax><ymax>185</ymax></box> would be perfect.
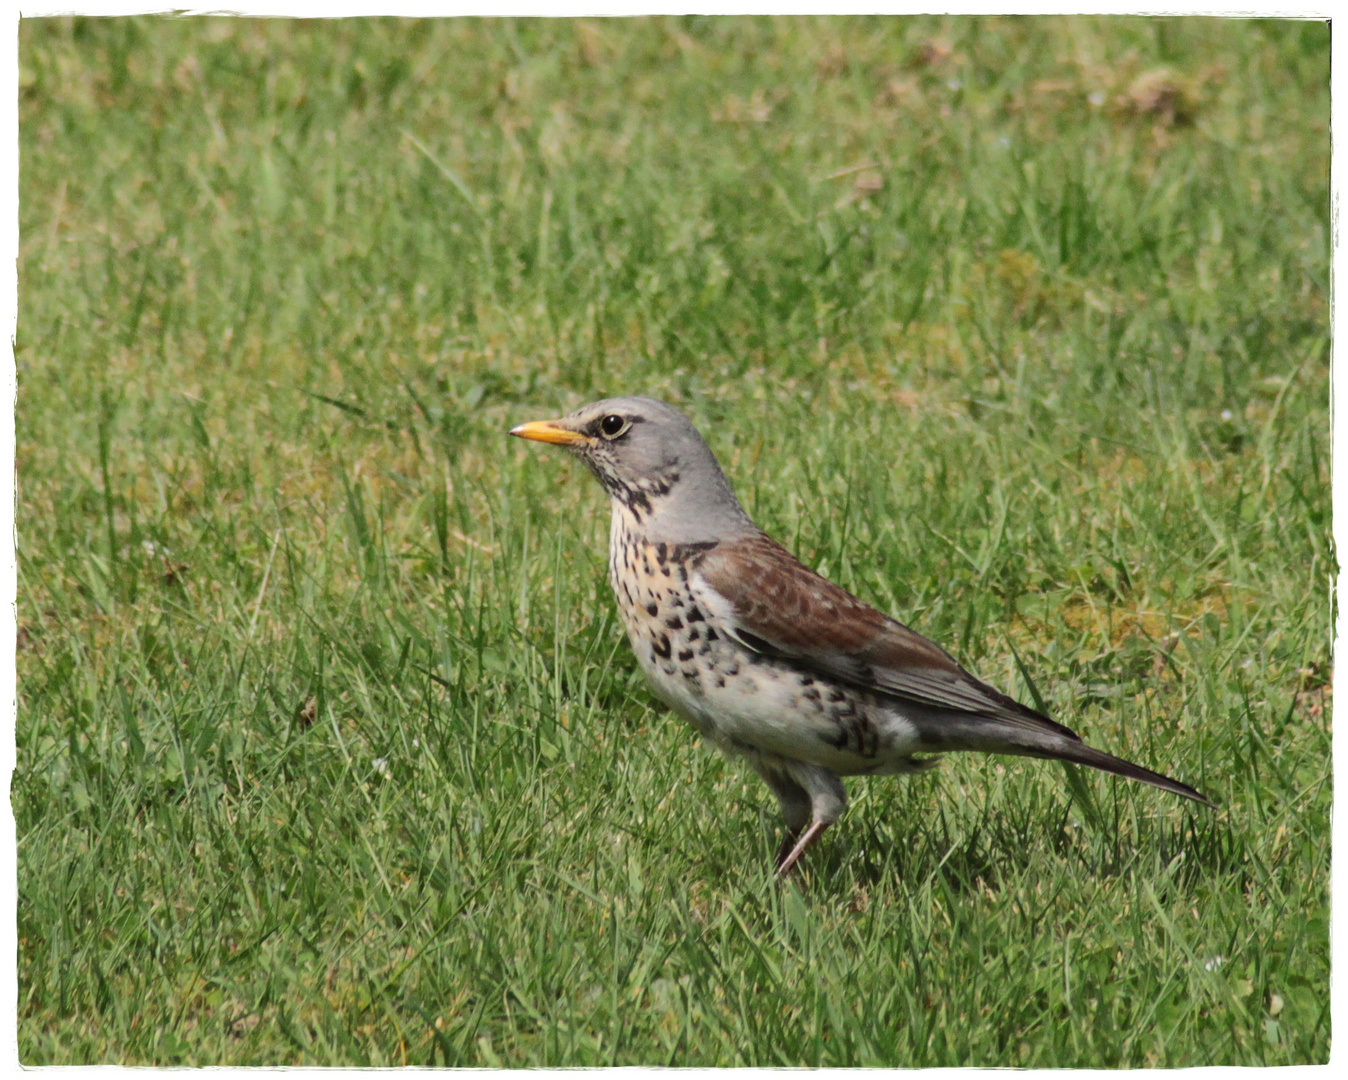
<box><xmin>690</xmin><ymin>533</ymin><xmax>1079</xmax><ymax>740</ymax></box>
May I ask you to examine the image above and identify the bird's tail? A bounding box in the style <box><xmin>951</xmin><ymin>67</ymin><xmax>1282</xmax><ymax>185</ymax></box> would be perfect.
<box><xmin>912</xmin><ymin>712</ymin><xmax>1216</xmax><ymax>807</ymax></box>
<box><xmin>1037</xmin><ymin>739</ymin><xmax>1215</xmax><ymax>807</ymax></box>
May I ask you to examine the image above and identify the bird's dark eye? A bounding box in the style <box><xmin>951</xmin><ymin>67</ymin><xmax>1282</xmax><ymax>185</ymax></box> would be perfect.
<box><xmin>598</xmin><ymin>414</ymin><xmax>628</xmax><ymax>439</ymax></box>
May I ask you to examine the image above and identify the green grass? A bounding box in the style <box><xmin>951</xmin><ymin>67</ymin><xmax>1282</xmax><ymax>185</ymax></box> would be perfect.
<box><xmin>16</xmin><ymin>14</ymin><xmax>1330</xmax><ymax>1066</ymax></box>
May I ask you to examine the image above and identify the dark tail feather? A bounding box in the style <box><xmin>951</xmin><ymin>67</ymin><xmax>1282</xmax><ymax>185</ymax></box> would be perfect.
<box><xmin>1043</xmin><ymin>741</ymin><xmax>1216</xmax><ymax>808</ymax></box>
<box><xmin>912</xmin><ymin>712</ymin><xmax>1216</xmax><ymax>808</ymax></box>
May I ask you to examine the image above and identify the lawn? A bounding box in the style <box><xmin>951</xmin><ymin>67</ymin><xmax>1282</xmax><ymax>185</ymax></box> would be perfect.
<box><xmin>15</xmin><ymin>14</ymin><xmax>1330</xmax><ymax>1066</ymax></box>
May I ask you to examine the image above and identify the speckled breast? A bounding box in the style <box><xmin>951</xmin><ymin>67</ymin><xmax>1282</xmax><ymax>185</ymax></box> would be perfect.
<box><xmin>605</xmin><ymin>510</ymin><xmax>902</xmax><ymax>771</ymax></box>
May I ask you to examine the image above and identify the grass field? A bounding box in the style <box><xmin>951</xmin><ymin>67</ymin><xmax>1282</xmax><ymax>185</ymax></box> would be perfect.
<box><xmin>15</xmin><ymin>14</ymin><xmax>1331</xmax><ymax>1066</ymax></box>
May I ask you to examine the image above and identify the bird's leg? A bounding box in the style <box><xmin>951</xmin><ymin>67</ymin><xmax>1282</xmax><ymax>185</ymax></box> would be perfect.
<box><xmin>771</xmin><ymin>763</ymin><xmax>846</xmax><ymax>877</ymax></box>
<box><xmin>754</xmin><ymin>759</ymin><xmax>845</xmax><ymax>877</ymax></box>
<box><xmin>775</xmin><ymin>820</ymin><xmax>831</xmax><ymax>877</ymax></box>
<box><xmin>754</xmin><ymin>762</ymin><xmax>811</xmax><ymax>869</ymax></box>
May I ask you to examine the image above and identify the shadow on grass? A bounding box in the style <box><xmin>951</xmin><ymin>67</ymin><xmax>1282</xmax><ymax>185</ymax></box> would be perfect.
<box><xmin>793</xmin><ymin>782</ymin><xmax>1247</xmax><ymax>899</ymax></box>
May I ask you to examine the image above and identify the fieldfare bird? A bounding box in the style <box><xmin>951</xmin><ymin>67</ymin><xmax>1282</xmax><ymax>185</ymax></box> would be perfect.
<box><xmin>511</xmin><ymin>397</ymin><xmax>1213</xmax><ymax>876</ymax></box>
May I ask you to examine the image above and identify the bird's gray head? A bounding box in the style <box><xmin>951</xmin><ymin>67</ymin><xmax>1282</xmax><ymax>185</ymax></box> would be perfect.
<box><xmin>510</xmin><ymin>396</ymin><xmax>756</xmax><ymax>543</ymax></box>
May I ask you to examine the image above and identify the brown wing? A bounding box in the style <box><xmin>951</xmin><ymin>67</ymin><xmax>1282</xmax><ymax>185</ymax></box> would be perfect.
<box><xmin>691</xmin><ymin>533</ymin><xmax>1214</xmax><ymax>807</ymax></box>
<box><xmin>691</xmin><ymin>533</ymin><xmax>1079</xmax><ymax>739</ymax></box>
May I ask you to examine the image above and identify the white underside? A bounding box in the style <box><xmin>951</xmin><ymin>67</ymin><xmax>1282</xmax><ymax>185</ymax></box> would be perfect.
<box><xmin>608</xmin><ymin>507</ymin><xmax>927</xmax><ymax>779</ymax></box>
<box><xmin>639</xmin><ymin>611</ymin><xmax>926</xmax><ymax>778</ymax></box>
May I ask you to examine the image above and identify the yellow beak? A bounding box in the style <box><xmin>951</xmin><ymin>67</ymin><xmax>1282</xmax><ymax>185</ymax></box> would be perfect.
<box><xmin>508</xmin><ymin>420</ymin><xmax>590</xmax><ymax>446</ymax></box>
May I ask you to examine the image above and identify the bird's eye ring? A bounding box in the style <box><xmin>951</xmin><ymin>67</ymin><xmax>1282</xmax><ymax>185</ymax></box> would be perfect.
<box><xmin>598</xmin><ymin>414</ymin><xmax>628</xmax><ymax>439</ymax></box>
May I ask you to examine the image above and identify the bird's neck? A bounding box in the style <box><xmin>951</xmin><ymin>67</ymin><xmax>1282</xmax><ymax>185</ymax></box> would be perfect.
<box><xmin>603</xmin><ymin>477</ymin><xmax>757</xmax><ymax>551</ymax></box>
<box><xmin>606</xmin><ymin>501</ymin><xmax>721</xmax><ymax>583</ymax></box>
<box><xmin>608</xmin><ymin>499</ymin><xmax>653</xmax><ymax>566</ymax></box>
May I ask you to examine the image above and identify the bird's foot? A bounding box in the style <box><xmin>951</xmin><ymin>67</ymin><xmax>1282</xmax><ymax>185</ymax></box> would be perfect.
<box><xmin>774</xmin><ymin>820</ymin><xmax>830</xmax><ymax>878</ymax></box>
